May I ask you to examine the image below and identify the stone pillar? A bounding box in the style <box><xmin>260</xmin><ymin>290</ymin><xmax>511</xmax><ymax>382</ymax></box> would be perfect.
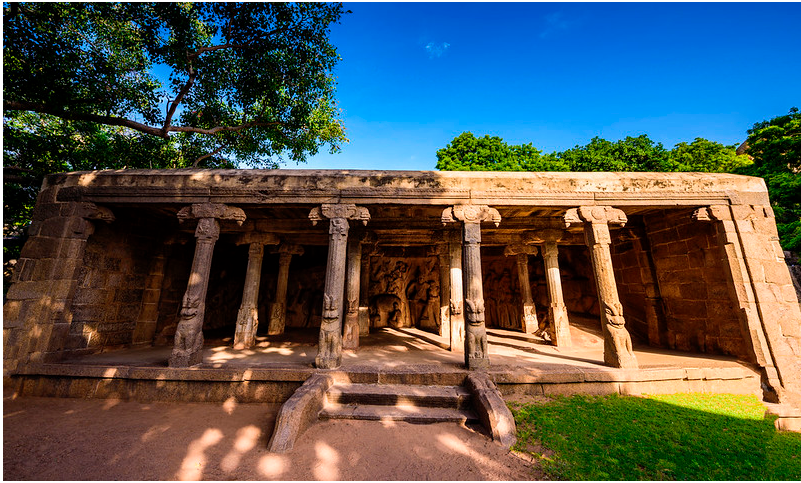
<box><xmin>170</xmin><ymin>203</ymin><xmax>246</xmax><ymax>367</ymax></box>
<box><xmin>503</xmin><ymin>245</ymin><xmax>539</xmax><ymax>334</ymax></box>
<box><xmin>442</xmin><ymin>205</ymin><xmax>501</xmax><ymax>370</ymax></box>
<box><xmin>267</xmin><ymin>243</ymin><xmax>304</xmax><ymax>336</ymax></box>
<box><xmin>542</xmin><ymin>230</ymin><xmax>572</xmax><ymax>347</ymax></box>
<box><xmin>343</xmin><ymin>236</ymin><xmax>362</xmax><ymax>350</ymax></box>
<box><xmin>437</xmin><ymin>241</ymin><xmax>451</xmax><ymax>341</ymax></box>
<box><xmin>565</xmin><ymin>206</ymin><xmax>637</xmax><ymax>368</ymax></box>
<box><xmin>358</xmin><ymin>236</ymin><xmax>372</xmax><ymax>336</ymax></box>
<box><xmin>235</xmin><ymin>243</ymin><xmax>264</xmax><ymax>348</ymax></box>
<box><xmin>309</xmin><ymin>204</ymin><xmax>370</xmax><ymax>369</ymax></box>
<box><xmin>447</xmin><ymin>230</ymin><xmax>465</xmax><ymax>353</ymax></box>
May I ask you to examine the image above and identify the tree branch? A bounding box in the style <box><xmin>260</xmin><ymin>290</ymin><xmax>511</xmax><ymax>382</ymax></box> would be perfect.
<box><xmin>4</xmin><ymin>101</ymin><xmax>168</xmax><ymax>137</ymax></box>
<box><xmin>162</xmin><ymin>63</ymin><xmax>196</xmax><ymax>135</ymax></box>
<box><xmin>4</xmin><ymin>101</ymin><xmax>281</xmax><ymax>138</ymax></box>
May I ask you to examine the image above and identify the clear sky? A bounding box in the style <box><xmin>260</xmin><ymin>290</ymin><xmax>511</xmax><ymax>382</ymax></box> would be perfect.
<box><xmin>290</xmin><ymin>2</ymin><xmax>801</xmax><ymax>171</ymax></box>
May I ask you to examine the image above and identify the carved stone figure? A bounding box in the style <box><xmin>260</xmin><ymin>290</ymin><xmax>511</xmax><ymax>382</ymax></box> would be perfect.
<box><xmin>603</xmin><ymin>301</ymin><xmax>637</xmax><ymax>368</ymax></box>
<box><xmin>465</xmin><ymin>298</ymin><xmax>489</xmax><ymax>368</ymax></box>
<box><xmin>170</xmin><ymin>294</ymin><xmax>205</xmax><ymax>366</ymax></box>
<box><xmin>369</xmin><ymin>294</ymin><xmax>403</xmax><ymax>328</ymax></box>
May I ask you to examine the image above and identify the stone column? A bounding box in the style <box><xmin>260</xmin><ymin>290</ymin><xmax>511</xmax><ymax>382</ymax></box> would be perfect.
<box><xmin>309</xmin><ymin>204</ymin><xmax>370</xmax><ymax>369</ymax></box>
<box><xmin>437</xmin><ymin>241</ymin><xmax>451</xmax><ymax>341</ymax></box>
<box><xmin>358</xmin><ymin>236</ymin><xmax>372</xmax><ymax>336</ymax></box>
<box><xmin>170</xmin><ymin>203</ymin><xmax>246</xmax><ymax>367</ymax></box>
<box><xmin>343</xmin><ymin>236</ymin><xmax>362</xmax><ymax>350</ymax></box>
<box><xmin>231</xmin><ymin>232</ymin><xmax>280</xmax><ymax>349</ymax></box>
<box><xmin>565</xmin><ymin>206</ymin><xmax>637</xmax><ymax>368</ymax></box>
<box><xmin>442</xmin><ymin>205</ymin><xmax>501</xmax><ymax>370</ymax></box>
<box><xmin>447</xmin><ymin>230</ymin><xmax>465</xmax><ymax>353</ymax></box>
<box><xmin>267</xmin><ymin>243</ymin><xmax>304</xmax><ymax>336</ymax></box>
<box><xmin>542</xmin><ymin>229</ymin><xmax>572</xmax><ymax>347</ymax></box>
<box><xmin>503</xmin><ymin>245</ymin><xmax>539</xmax><ymax>334</ymax></box>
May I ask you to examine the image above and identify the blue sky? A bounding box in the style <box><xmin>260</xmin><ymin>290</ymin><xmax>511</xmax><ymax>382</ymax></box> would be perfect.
<box><xmin>291</xmin><ymin>2</ymin><xmax>801</xmax><ymax>171</ymax></box>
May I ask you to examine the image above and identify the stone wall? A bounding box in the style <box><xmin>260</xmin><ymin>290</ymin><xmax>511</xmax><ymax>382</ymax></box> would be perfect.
<box><xmin>68</xmin><ymin>213</ymin><xmax>161</xmax><ymax>352</ymax></box>
<box><xmin>644</xmin><ymin>209</ymin><xmax>747</xmax><ymax>358</ymax></box>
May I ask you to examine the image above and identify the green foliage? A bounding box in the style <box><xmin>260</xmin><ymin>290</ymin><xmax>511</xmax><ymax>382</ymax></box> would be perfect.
<box><xmin>557</xmin><ymin>135</ymin><xmax>670</xmax><ymax>171</ymax></box>
<box><xmin>738</xmin><ymin>108</ymin><xmax>801</xmax><ymax>251</ymax></box>
<box><xmin>667</xmin><ymin>137</ymin><xmax>752</xmax><ymax>172</ymax></box>
<box><xmin>510</xmin><ymin>393</ymin><xmax>801</xmax><ymax>481</ymax></box>
<box><xmin>3</xmin><ymin>2</ymin><xmax>348</xmax><ymax>238</ymax></box>
<box><xmin>435</xmin><ymin>132</ymin><xmax>568</xmax><ymax>171</ymax></box>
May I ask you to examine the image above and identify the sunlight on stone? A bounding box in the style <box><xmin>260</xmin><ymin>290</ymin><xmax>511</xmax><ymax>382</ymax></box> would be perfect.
<box><xmin>313</xmin><ymin>441</ymin><xmax>341</xmax><ymax>480</ymax></box>
<box><xmin>176</xmin><ymin>428</ymin><xmax>224</xmax><ymax>481</ymax></box>
<box><xmin>220</xmin><ymin>425</ymin><xmax>261</xmax><ymax>472</ymax></box>
<box><xmin>257</xmin><ymin>454</ymin><xmax>287</xmax><ymax>479</ymax></box>
<box><xmin>222</xmin><ymin>397</ymin><xmax>237</xmax><ymax>415</ymax></box>
<box><xmin>102</xmin><ymin>368</ymin><xmax>120</xmax><ymax>377</ymax></box>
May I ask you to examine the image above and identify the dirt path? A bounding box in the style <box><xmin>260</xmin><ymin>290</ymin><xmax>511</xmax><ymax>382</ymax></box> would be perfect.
<box><xmin>3</xmin><ymin>396</ymin><xmax>540</xmax><ymax>480</ymax></box>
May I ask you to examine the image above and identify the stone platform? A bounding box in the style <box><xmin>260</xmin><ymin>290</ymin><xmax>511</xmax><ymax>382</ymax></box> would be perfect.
<box><xmin>6</xmin><ymin>324</ymin><xmax>761</xmax><ymax>403</ymax></box>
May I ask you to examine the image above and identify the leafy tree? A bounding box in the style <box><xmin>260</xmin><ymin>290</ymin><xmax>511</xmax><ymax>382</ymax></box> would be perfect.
<box><xmin>738</xmin><ymin>108</ymin><xmax>801</xmax><ymax>251</ymax></box>
<box><xmin>3</xmin><ymin>2</ymin><xmax>349</xmax><ymax>284</ymax></box>
<box><xmin>4</xmin><ymin>2</ymin><xmax>347</xmax><ymax>168</ymax></box>
<box><xmin>666</xmin><ymin>137</ymin><xmax>752</xmax><ymax>173</ymax></box>
<box><xmin>3</xmin><ymin>2</ymin><xmax>348</xmax><ymax>248</ymax></box>
<box><xmin>557</xmin><ymin>135</ymin><xmax>670</xmax><ymax>172</ymax></box>
<box><xmin>435</xmin><ymin>132</ymin><xmax>567</xmax><ymax>171</ymax></box>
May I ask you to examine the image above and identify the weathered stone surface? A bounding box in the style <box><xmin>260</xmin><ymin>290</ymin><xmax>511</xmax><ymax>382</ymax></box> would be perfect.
<box><xmin>267</xmin><ymin>374</ymin><xmax>336</xmax><ymax>452</ymax></box>
<box><xmin>466</xmin><ymin>372</ymin><xmax>516</xmax><ymax>448</ymax></box>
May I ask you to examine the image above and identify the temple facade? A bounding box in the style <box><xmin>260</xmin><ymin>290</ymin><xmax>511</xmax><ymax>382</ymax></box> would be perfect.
<box><xmin>4</xmin><ymin>169</ymin><xmax>801</xmax><ymax>407</ymax></box>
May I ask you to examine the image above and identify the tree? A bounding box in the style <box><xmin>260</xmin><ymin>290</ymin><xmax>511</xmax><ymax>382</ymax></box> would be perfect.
<box><xmin>738</xmin><ymin>108</ymin><xmax>801</xmax><ymax>251</ymax></box>
<box><xmin>3</xmin><ymin>2</ymin><xmax>349</xmax><ymax>283</ymax></box>
<box><xmin>4</xmin><ymin>2</ymin><xmax>347</xmax><ymax>168</ymax></box>
<box><xmin>435</xmin><ymin>132</ymin><xmax>567</xmax><ymax>171</ymax></box>
<box><xmin>556</xmin><ymin>135</ymin><xmax>670</xmax><ymax>172</ymax></box>
<box><xmin>666</xmin><ymin>137</ymin><xmax>752</xmax><ymax>173</ymax></box>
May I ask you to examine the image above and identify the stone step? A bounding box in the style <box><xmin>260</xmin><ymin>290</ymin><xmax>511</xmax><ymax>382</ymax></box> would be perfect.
<box><xmin>320</xmin><ymin>403</ymin><xmax>479</xmax><ymax>424</ymax></box>
<box><xmin>326</xmin><ymin>383</ymin><xmax>472</xmax><ymax>409</ymax></box>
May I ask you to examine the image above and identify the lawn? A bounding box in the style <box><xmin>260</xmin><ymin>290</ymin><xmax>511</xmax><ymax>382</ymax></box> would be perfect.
<box><xmin>509</xmin><ymin>393</ymin><xmax>801</xmax><ymax>480</ymax></box>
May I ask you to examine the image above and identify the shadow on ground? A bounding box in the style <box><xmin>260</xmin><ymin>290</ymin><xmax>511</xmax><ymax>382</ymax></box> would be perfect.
<box><xmin>3</xmin><ymin>396</ymin><xmax>537</xmax><ymax>481</ymax></box>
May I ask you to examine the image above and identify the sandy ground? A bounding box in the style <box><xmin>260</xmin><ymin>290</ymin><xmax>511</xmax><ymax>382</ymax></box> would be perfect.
<box><xmin>3</xmin><ymin>396</ymin><xmax>541</xmax><ymax>481</ymax></box>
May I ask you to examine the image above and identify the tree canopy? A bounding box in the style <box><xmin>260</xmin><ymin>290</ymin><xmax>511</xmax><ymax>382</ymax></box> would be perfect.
<box><xmin>3</xmin><ymin>2</ymin><xmax>348</xmax><ymax>244</ymax></box>
<box><xmin>738</xmin><ymin>108</ymin><xmax>801</xmax><ymax>250</ymax></box>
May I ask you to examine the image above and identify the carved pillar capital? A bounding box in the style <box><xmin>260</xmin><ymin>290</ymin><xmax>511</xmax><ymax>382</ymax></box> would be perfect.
<box><xmin>75</xmin><ymin>202</ymin><xmax>115</xmax><ymax>223</ymax></box>
<box><xmin>194</xmin><ymin>218</ymin><xmax>220</xmax><ymax>241</ymax></box>
<box><xmin>235</xmin><ymin>231</ymin><xmax>280</xmax><ymax>246</ymax></box>
<box><xmin>177</xmin><ymin>203</ymin><xmax>246</xmax><ymax>225</ymax></box>
<box><xmin>564</xmin><ymin>206</ymin><xmax>627</xmax><ymax>228</ymax></box>
<box><xmin>271</xmin><ymin>243</ymin><xmax>305</xmax><ymax>257</ymax></box>
<box><xmin>309</xmin><ymin>203</ymin><xmax>371</xmax><ymax>226</ymax></box>
<box><xmin>441</xmin><ymin>205</ymin><xmax>502</xmax><ymax>227</ymax></box>
<box><xmin>503</xmin><ymin>244</ymin><xmax>539</xmax><ymax>257</ymax></box>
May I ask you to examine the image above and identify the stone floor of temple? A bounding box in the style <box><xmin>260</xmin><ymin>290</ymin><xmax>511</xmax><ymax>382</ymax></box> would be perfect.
<box><xmin>8</xmin><ymin>315</ymin><xmax>761</xmax><ymax>403</ymax></box>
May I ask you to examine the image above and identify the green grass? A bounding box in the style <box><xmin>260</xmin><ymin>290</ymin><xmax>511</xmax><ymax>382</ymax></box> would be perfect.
<box><xmin>510</xmin><ymin>393</ymin><xmax>801</xmax><ymax>480</ymax></box>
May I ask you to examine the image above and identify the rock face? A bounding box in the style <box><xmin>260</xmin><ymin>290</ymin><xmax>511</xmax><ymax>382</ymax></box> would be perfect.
<box><xmin>3</xmin><ymin>169</ymin><xmax>801</xmax><ymax>407</ymax></box>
